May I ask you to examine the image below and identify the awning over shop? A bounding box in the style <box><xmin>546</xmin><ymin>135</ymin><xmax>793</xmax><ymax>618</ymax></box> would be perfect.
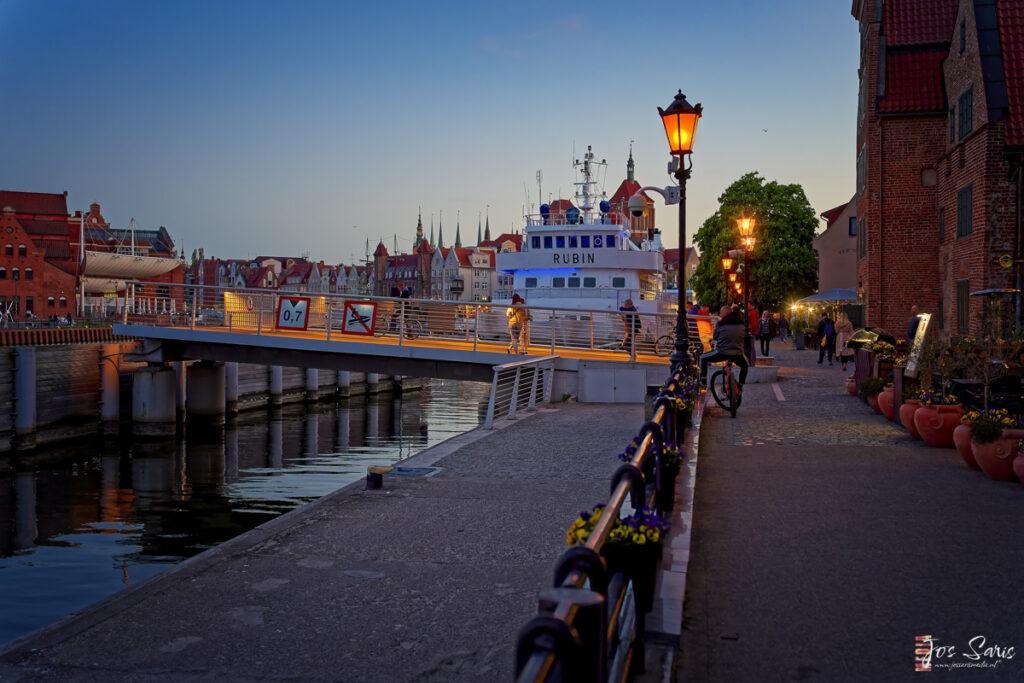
<box><xmin>796</xmin><ymin>287</ymin><xmax>858</xmax><ymax>304</ymax></box>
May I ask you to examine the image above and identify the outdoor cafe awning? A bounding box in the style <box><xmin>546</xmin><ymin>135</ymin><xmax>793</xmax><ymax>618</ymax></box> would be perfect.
<box><xmin>796</xmin><ymin>287</ymin><xmax>858</xmax><ymax>304</ymax></box>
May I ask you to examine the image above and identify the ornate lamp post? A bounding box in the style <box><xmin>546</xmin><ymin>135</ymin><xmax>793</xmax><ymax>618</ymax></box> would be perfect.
<box><xmin>736</xmin><ymin>217</ymin><xmax>756</xmax><ymax>358</ymax></box>
<box><xmin>658</xmin><ymin>90</ymin><xmax>702</xmax><ymax>372</ymax></box>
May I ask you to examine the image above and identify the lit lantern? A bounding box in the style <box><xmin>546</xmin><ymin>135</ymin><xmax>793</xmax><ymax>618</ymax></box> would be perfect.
<box><xmin>721</xmin><ymin>256</ymin><xmax>733</xmax><ymax>271</ymax></box>
<box><xmin>659</xmin><ymin>91</ymin><xmax>702</xmax><ymax>156</ymax></box>
<box><xmin>729</xmin><ymin>273</ymin><xmax>737</xmax><ymax>282</ymax></box>
<box><xmin>737</xmin><ymin>217</ymin><xmax>754</xmax><ymax>237</ymax></box>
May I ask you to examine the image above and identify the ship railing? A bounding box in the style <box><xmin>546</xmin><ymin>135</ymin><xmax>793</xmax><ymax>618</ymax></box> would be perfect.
<box><xmin>515</xmin><ymin>366</ymin><xmax>690</xmax><ymax>682</ymax></box>
<box><xmin>117</xmin><ymin>282</ymin><xmax>683</xmax><ymax>361</ymax></box>
<box><xmin>523</xmin><ymin>213</ymin><xmax>631</xmax><ymax>228</ymax></box>
<box><xmin>482</xmin><ymin>355</ymin><xmax>556</xmax><ymax>429</ymax></box>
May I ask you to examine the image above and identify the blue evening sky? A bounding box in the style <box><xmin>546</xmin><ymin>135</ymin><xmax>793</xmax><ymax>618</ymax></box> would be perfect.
<box><xmin>0</xmin><ymin>0</ymin><xmax>858</xmax><ymax>264</ymax></box>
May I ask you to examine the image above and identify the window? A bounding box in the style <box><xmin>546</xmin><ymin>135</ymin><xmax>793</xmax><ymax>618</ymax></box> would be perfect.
<box><xmin>531</xmin><ymin>236</ymin><xmax>540</xmax><ymax>249</ymax></box>
<box><xmin>569</xmin><ymin>235</ymin><xmax>578</xmax><ymax>248</ymax></box>
<box><xmin>958</xmin><ymin>87</ymin><xmax>973</xmax><ymax>140</ymax></box>
<box><xmin>583</xmin><ymin>277</ymin><xmax>596</xmax><ymax>288</ymax></box>
<box><xmin>18</xmin><ymin>244</ymin><xmax>26</xmax><ymax>257</ymax></box>
<box><xmin>47</xmin><ymin>297</ymin><xmax>55</xmax><ymax>307</ymax></box>
<box><xmin>960</xmin><ymin>18</ymin><xmax>966</xmax><ymax>53</ymax></box>
<box><xmin>568</xmin><ymin>277</ymin><xmax>580</xmax><ymax>287</ymax></box>
<box><xmin>25</xmin><ymin>268</ymin><xmax>32</xmax><ymax>280</ymax></box>
<box><xmin>543</xmin><ymin>236</ymin><xmax>552</xmax><ymax>249</ymax></box>
<box><xmin>60</xmin><ymin>296</ymin><xmax>67</xmax><ymax>308</ymax></box>
<box><xmin>956</xmin><ymin>279</ymin><xmax>970</xmax><ymax>332</ymax></box>
<box><xmin>605</xmin><ymin>235</ymin><xmax>616</xmax><ymax>248</ymax></box>
<box><xmin>525</xmin><ymin>277</ymin><xmax>538</xmax><ymax>288</ymax></box>
<box><xmin>25</xmin><ymin>297</ymin><xmax>33</xmax><ymax>315</ymax></box>
<box><xmin>857</xmin><ymin>145</ymin><xmax>867</xmax><ymax>195</ymax></box>
<box><xmin>938</xmin><ymin>207</ymin><xmax>945</xmax><ymax>243</ymax></box>
<box><xmin>0</xmin><ymin>268</ymin><xmax>5</xmax><ymax>279</ymax></box>
<box><xmin>612</xmin><ymin>276</ymin><xmax>626</xmax><ymax>288</ymax></box>
<box><xmin>956</xmin><ymin>184</ymin><xmax>973</xmax><ymax>237</ymax></box>
<box><xmin>949</xmin><ymin>107</ymin><xmax>956</xmax><ymax>143</ymax></box>
<box><xmin>11</xmin><ymin>268</ymin><xmax>18</xmax><ymax>280</ymax></box>
<box><xmin>4</xmin><ymin>244</ymin><xmax>11</xmax><ymax>256</ymax></box>
<box><xmin>857</xmin><ymin>217</ymin><xmax>867</xmax><ymax>260</ymax></box>
<box><xmin>581</xmin><ymin>236</ymin><xmax>590</xmax><ymax>248</ymax></box>
<box><xmin>552</xmin><ymin>277</ymin><xmax>565</xmax><ymax>288</ymax></box>
<box><xmin>556</xmin><ymin>236</ymin><xmax>565</xmax><ymax>248</ymax></box>
<box><xmin>849</xmin><ymin>217</ymin><xmax>857</xmax><ymax>236</ymax></box>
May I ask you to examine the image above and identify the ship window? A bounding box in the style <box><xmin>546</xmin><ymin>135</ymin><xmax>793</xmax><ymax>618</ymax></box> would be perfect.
<box><xmin>525</xmin><ymin>277</ymin><xmax>538</xmax><ymax>288</ymax></box>
<box><xmin>594</xmin><ymin>235</ymin><xmax>603</xmax><ymax>247</ymax></box>
<box><xmin>569</xmin><ymin>235</ymin><xmax>578</xmax><ymax>248</ymax></box>
<box><xmin>556</xmin><ymin>236</ymin><xmax>565</xmax><ymax>248</ymax></box>
<box><xmin>581</xmin><ymin>236</ymin><xmax>590</xmax><ymax>248</ymax></box>
<box><xmin>612</xmin><ymin>277</ymin><xmax>626</xmax><ymax>288</ymax></box>
<box><xmin>583</xmin><ymin>277</ymin><xmax>596</xmax><ymax>287</ymax></box>
<box><xmin>568</xmin><ymin>277</ymin><xmax>580</xmax><ymax>287</ymax></box>
<box><xmin>531</xmin><ymin>236</ymin><xmax>540</xmax><ymax>249</ymax></box>
<box><xmin>552</xmin><ymin>277</ymin><xmax>565</xmax><ymax>288</ymax></box>
<box><xmin>543</xmin><ymin>236</ymin><xmax>552</xmax><ymax>249</ymax></box>
<box><xmin>606</xmin><ymin>235</ymin><xmax>616</xmax><ymax>247</ymax></box>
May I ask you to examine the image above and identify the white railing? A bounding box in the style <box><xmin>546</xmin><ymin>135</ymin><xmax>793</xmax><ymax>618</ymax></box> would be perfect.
<box><xmin>482</xmin><ymin>355</ymin><xmax>556</xmax><ymax>429</ymax></box>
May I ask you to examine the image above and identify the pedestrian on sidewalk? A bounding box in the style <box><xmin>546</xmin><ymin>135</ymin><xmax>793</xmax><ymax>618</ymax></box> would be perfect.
<box><xmin>816</xmin><ymin>312</ymin><xmax>837</xmax><ymax>365</ymax></box>
<box><xmin>907</xmin><ymin>304</ymin><xmax>920</xmax><ymax>342</ymax></box>
<box><xmin>835</xmin><ymin>311</ymin><xmax>855</xmax><ymax>371</ymax></box>
<box><xmin>507</xmin><ymin>294</ymin><xmax>529</xmax><ymax>354</ymax></box>
<box><xmin>778</xmin><ymin>313</ymin><xmax>788</xmax><ymax>340</ymax></box>
<box><xmin>619</xmin><ymin>298</ymin><xmax>641</xmax><ymax>352</ymax></box>
<box><xmin>757</xmin><ymin>310</ymin><xmax>775</xmax><ymax>357</ymax></box>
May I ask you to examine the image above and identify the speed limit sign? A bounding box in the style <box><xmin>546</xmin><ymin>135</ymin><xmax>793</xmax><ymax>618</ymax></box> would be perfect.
<box><xmin>276</xmin><ymin>296</ymin><xmax>310</xmax><ymax>331</ymax></box>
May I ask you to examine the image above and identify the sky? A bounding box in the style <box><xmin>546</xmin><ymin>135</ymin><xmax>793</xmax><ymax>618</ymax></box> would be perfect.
<box><xmin>0</xmin><ymin>0</ymin><xmax>859</xmax><ymax>265</ymax></box>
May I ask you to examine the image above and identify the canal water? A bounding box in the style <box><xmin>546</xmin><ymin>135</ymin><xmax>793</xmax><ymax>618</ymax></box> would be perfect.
<box><xmin>0</xmin><ymin>379</ymin><xmax>491</xmax><ymax>646</ymax></box>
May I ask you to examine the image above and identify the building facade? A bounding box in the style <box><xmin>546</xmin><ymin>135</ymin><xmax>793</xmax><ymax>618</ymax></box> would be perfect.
<box><xmin>815</xmin><ymin>197</ymin><xmax>858</xmax><ymax>292</ymax></box>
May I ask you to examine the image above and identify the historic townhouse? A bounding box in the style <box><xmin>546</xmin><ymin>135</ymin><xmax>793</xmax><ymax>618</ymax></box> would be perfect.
<box><xmin>853</xmin><ymin>0</ymin><xmax>1024</xmax><ymax>335</ymax></box>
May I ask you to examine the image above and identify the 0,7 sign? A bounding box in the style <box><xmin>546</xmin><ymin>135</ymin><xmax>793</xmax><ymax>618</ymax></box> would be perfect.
<box><xmin>276</xmin><ymin>296</ymin><xmax>311</xmax><ymax>331</ymax></box>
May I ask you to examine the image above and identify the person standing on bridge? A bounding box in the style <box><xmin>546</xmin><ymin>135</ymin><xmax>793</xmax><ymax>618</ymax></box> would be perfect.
<box><xmin>507</xmin><ymin>294</ymin><xmax>529</xmax><ymax>354</ymax></box>
<box><xmin>619</xmin><ymin>299</ymin><xmax>641</xmax><ymax>352</ymax></box>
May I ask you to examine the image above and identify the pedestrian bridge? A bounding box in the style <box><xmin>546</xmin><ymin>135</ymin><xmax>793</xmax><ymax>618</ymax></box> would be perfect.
<box><xmin>112</xmin><ymin>283</ymin><xmax>704</xmax><ymax>401</ymax></box>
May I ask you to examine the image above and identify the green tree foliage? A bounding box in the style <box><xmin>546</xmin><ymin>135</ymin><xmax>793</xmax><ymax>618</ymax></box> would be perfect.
<box><xmin>690</xmin><ymin>172</ymin><xmax>818</xmax><ymax>311</ymax></box>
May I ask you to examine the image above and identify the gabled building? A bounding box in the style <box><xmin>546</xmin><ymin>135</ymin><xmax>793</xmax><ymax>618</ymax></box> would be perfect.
<box><xmin>607</xmin><ymin>149</ymin><xmax>655</xmax><ymax>240</ymax></box>
<box><xmin>662</xmin><ymin>248</ymin><xmax>700</xmax><ymax>292</ymax></box>
<box><xmin>815</xmin><ymin>198</ymin><xmax>858</xmax><ymax>292</ymax></box>
<box><xmin>477</xmin><ymin>232</ymin><xmax>522</xmax><ymax>298</ymax></box>
<box><xmin>373</xmin><ymin>241</ymin><xmax>432</xmax><ymax>297</ymax></box>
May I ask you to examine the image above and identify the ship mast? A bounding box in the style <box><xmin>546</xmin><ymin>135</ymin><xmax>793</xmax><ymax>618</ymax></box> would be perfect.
<box><xmin>573</xmin><ymin>145</ymin><xmax>606</xmax><ymax>223</ymax></box>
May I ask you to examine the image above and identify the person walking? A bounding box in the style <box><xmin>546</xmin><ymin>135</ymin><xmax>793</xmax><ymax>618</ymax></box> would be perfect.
<box><xmin>619</xmin><ymin>298</ymin><xmax>641</xmax><ymax>352</ymax></box>
<box><xmin>816</xmin><ymin>312</ymin><xmax>837</xmax><ymax>365</ymax></box>
<box><xmin>699</xmin><ymin>304</ymin><xmax>750</xmax><ymax>388</ymax></box>
<box><xmin>836</xmin><ymin>311</ymin><xmax>855</xmax><ymax>371</ymax></box>
<box><xmin>507</xmin><ymin>294</ymin><xmax>529</xmax><ymax>354</ymax></box>
<box><xmin>778</xmin><ymin>313</ymin><xmax>789</xmax><ymax>340</ymax></box>
<box><xmin>757</xmin><ymin>310</ymin><xmax>775</xmax><ymax>357</ymax></box>
<box><xmin>907</xmin><ymin>304</ymin><xmax>920</xmax><ymax>342</ymax></box>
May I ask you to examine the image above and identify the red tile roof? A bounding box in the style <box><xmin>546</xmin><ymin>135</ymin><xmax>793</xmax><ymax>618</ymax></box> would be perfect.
<box><xmin>820</xmin><ymin>203</ymin><xmax>848</xmax><ymax>226</ymax></box>
<box><xmin>999</xmin><ymin>1</ymin><xmax>1024</xmax><ymax>146</ymax></box>
<box><xmin>609</xmin><ymin>179</ymin><xmax>643</xmax><ymax>205</ymax></box>
<box><xmin>0</xmin><ymin>191</ymin><xmax>69</xmax><ymax>216</ymax></box>
<box><xmin>42</xmin><ymin>242</ymin><xmax>72</xmax><ymax>259</ymax></box>
<box><xmin>479</xmin><ymin>233</ymin><xmax>522</xmax><ymax>251</ymax></box>
<box><xmin>882</xmin><ymin>0</ymin><xmax>958</xmax><ymax>46</ymax></box>
<box><xmin>879</xmin><ymin>50</ymin><xmax>948</xmax><ymax>113</ymax></box>
<box><xmin>662</xmin><ymin>247</ymin><xmax>695</xmax><ymax>267</ymax></box>
<box><xmin>17</xmin><ymin>218</ymin><xmax>69</xmax><ymax>236</ymax></box>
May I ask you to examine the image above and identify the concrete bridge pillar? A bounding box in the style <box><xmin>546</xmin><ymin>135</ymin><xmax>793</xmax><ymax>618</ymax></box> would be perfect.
<box><xmin>367</xmin><ymin>373</ymin><xmax>381</xmax><ymax>394</ymax></box>
<box><xmin>305</xmin><ymin>411</ymin><xmax>319</xmax><ymax>455</ymax></box>
<box><xmin>337</xmin><ymin>370</ymin><xmax>351</xmax><ymax>397</ymax></box>
<box><xmin>366</xmin><ymin>398</ymin><xmax>380</xmax><ymax>439</ymax></box>
<box><xmin>173</xmin><ymin>361</ymin><xmax>186</xmax><ymax>418</ymax></box>
<box><xmin>269</xmin><ymin>366</ymin><xmax>283</xmax><ymax>406</ymax></box>
<box><xmin>13</xmin><ymin>347</ymin><xmax>37</xmax><ymax>451</ymax></box>
<box><xmin>132</xmin><ymin>363</ymin><xmax>177</xmax><ymax>438</ymax></box>
<box><xmin>99</xmin><ymin>343</ymin><xmax>120</xmax><ymax>431</ymax></box>
<box><xmin>225</xmin><ymin>362</ymin><xmax>239</xmax><ymax>413</ymax></box>
<box><xmin>268</xmin><ymin>409</ymin><xmax>283</xmax><ymax>468</ymax></box>
<box><xmin>305</xmin><ymin>368</ymin><xmax>319</xmax><ymax>402</ymax></box>
<box><xmin>336</xmin><ymin>405</ymin><xmax>350</xmax><ymax>452</ymax></box>
<box><xmin>187</xmin><ymin>361</ymin><xmax>226</xmax><ymax>427</ymax></box>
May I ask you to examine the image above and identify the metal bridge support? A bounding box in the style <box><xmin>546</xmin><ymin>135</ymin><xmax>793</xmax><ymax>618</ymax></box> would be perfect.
<box><xmin>13</xmin><ymin>347</ymin><xmax>37</xmax><ymax>450</ymax></box>
<box><xmin>269</xmin><ymin>365</ymin><xmax>283</xmax><ymax>406</ymax></box>
<box><xmin>305</xmin><ymin>368</ymin><xmax>319</xmax><ymax>402</ymax></box>
<box><xmin>99</xmin><ymin>343</ymin><xmax>120</xmax><ymax>431</ymax></box>
<box><xmin>225</xmin><ymin>362</ymin><xmax>239</xmax><ymax>413</ymax></box>
<box><xmin>186</xmin><ymin>361</ymin><xmax>226</xmax><ymax>427</ymax></box>
<box><xmin>132</xmin><ymin>363</ymin><xmax>177</xmax><ymax>438</ymax></box>
<box><xmin>337</xmin><ymin>370</ymin><xmax>351</xmax><ymax>397</ymax></box>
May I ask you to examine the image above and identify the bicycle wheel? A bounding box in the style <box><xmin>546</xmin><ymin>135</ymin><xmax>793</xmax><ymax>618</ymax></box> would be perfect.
<box><xmin>709</xmin><ymin>370</ymin><xmax>731</xmax><ymax>411</ymax></box>
<box><xmin>726</xmin><ymin>372</ymin><xmax>737</xmax><ymax>418</ymax></box>
<box><xmin>655</xmin><ymin>335</ymin><xmax>674</xmax><ymax>357</ymax></box>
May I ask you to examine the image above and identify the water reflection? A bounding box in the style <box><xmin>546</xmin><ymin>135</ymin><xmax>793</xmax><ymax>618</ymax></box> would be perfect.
<box><xmin>0</xmin><ymin>379</ymin><xmax>489</xmax><ymax>645</ymax></box>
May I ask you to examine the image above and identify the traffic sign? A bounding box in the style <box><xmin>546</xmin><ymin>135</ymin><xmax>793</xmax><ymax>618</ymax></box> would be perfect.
<box><xmin>276</xmin><ymin>296</ymin><xmax>310</xmax><ymax>331</ymax></box>
<box><xmin>342</xmin><ymin>301</ymin><xmax>377</xmax><ymax>335</ymax></box>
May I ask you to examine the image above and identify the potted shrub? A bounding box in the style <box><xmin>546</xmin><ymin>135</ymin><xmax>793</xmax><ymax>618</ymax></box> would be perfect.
<box><xmin>845</xmin><ymin>374</ymin><xmax>858</xmax><ymax>396</ymax></box>
<box><xmin>969</xmin><ymin>413</ymin><xmax>1024</xmax><ymax>481</ymax></box>
<box><xmin>877</xmin><ymin>383</ymin><xmax>896</xmax><ymax>421</ymax></box>
<box><xmin>954</xmin><ymin>410</ymin><xmax>981</xmax><ymax>470</ymax></box>
<box><xmin>912</xmin><ymin>390</ymin><xmax>963</xmax><ymax>448</ymax></box>
<box><xmin>858</xmin><ymin>377</ymin><xmax>886</xmax><ymax>414</ymax></box>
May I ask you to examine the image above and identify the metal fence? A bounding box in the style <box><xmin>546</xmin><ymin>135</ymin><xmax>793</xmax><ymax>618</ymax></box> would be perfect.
<box><xmin>514</xmin><ymin>367</ymin><xmax>689</xmax><ymax>682</ymax></box>
<box><xmin>482</xmin><ymin>355</ymin><xmax>556</xmax><ymax>428</ymax></box>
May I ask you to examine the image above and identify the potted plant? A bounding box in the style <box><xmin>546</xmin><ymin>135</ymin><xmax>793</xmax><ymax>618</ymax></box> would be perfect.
<box><xmin>791</xmin><ymin>318</ymin><xmax>807</xmax><ymax>350</ymax></box>
<box><xmin>877</xmin><ymin>382</ymin><xmax>896</xmax><ymax>421</ymax></box>
<box><xmin>845</xmin><ymin>374</ymin><xmax>858</xmax><ymax>396</ymax></box>
<box><xmin>969</xmin><ymin>412</ymin><xmax>1024</xmax><ymax>481</ymax></box>
<box><xmin>954</xmin><ymin>410</ymin><xmax>981</xmax><ymax>469</ymax></box>
<box><xmin>912</xmin><ymin>389</ymin><xmax>963</xmax><ymax>448</ymax></box>
<box><xmin>1013</xmin><ymin>438</ymin><xmax>1024</xmax><ymax>485</ymax></box>
<box><xmin>858</xmin><ymin>377</ymin><xmax>886</xmax><ymax>414</ymax></box>
<box><xmin>566</xmin><ymin>504</ymin><xmax>669</xmax><ymax>614</ymax></box>
<box><xmin>871</xmin><ymin>341</ymin><xmax>897</xmax><ymax>378</ymax></box>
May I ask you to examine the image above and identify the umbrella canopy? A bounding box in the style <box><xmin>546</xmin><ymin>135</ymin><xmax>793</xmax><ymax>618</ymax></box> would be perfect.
<box><xmin>796</xmin><ymin>287</ymin><xmax>858</xmax><ymax>304</ymax></box>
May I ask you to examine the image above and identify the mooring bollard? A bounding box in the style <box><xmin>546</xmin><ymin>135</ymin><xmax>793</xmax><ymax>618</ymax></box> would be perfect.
<box><xmin>366</xmin><ymin>465</ymin><xmax>393</xmax><ymax>489</ymax></box>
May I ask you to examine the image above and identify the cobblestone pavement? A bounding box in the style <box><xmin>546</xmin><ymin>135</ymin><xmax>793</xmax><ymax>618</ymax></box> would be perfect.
<box><xmin>678</xmin><ymin>341</ymin><xmax>1024</xmax><ymax>683</ymax></box>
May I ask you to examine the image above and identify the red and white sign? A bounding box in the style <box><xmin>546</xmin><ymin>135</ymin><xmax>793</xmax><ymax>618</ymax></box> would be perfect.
<box><xmin>342</xmin><ymin>300</ymin><xmax>377</xmax><ymax>336</ymax></box>
<box><xmin>276</xmin><ymin>296</ymin><xmax>311</xmax><ymax>331</ymax></box>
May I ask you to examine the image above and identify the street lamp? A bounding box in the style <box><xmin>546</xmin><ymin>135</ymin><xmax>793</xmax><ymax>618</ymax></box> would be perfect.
<box><xmin>659</xmin><ymin>90</ymin><xmax>702</xmax><ymax>372</ymax></box>
<box><xmin>736</xmin><ymin>217</ymin><xmax>755</xmax><ymax>358</ymax></box>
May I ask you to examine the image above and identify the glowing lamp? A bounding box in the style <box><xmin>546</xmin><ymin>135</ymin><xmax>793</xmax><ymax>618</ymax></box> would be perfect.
<box><xmin>729</xmin><ymin>273</ymin><xmax>737</xmax><ymax>282</ymax></box>
<box><xmin>737</xmin><ymin>217</ymin><xmax>754</xmax><ymax>237</ymax></box>
<box><xmin>721</xmin><ymin>256</ymin><xmax>733</xmax><ymax>271</ymax></box>
<box><xmin>659</xmin><ymin>90</ymin><xmax>702</xmax><ymax>156</ymax></box>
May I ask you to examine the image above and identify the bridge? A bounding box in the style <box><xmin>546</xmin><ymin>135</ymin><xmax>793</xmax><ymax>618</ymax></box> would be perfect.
<box><xmin>112</xmin><ymin>283</ymin><xmax>694</xmax><ymax>404</ymax></box>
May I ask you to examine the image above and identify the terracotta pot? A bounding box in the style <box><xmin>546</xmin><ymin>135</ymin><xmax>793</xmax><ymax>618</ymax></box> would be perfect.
<box><xmin>877</xmin><ymin>386</ymin><xmax>896</xmax><ymax>421</ymax></box>
<box><xmin>867</xmin><ymin>394</ymin><xmax>882</xmax><ymax>414</ymax></box>
<box><xmin>845</xmin><ymin>378</ymin><xmax>857</xmax><ymax>396</ymax></box>
<box><xmin>913</xmin><ymin>404</ymin><xmax>963</xmax><ymax>448</ymax></box>
<box><xmin>1013</xmin><ymin>453</ymin><xmax>1024</xmax><ymax>485</ymax></box>
<box><xmin>899</xmin><ymin>399</ymin><xmax>923</xmax><ymax>439</ymax></box>
<box><xmin>953</xmin><ymin>422</ymin><xmax>979</xmax><ymax>469</ymax></box>
<box><xmin>971</xmin><ymin>428</ymin><xmax>1024</xmax><ymax>481</ymax></box>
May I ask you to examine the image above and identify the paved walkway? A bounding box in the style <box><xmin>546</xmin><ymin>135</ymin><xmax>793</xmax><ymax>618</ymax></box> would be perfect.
<box><xmin>678</xmin><ymin>342</ymin><xmax>1024</xmax><ymax>682</ymax></box>
<box><xmin>0</xmin><ymin>403</ymin><xmax>643</xmax><ymax>681</ymax></box>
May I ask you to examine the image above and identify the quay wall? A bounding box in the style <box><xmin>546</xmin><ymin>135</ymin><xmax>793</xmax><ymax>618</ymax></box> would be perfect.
<box><xmin>0</xmin><ymin>341</ymin><xmax>395</xmax><ymax>453</ymax></box>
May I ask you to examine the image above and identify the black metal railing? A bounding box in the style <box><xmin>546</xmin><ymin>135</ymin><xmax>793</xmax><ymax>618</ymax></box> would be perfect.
<box><xmin>515</xmin><ymin>367</ymin><xmax>693</xmax><ymax>682</ymax></box>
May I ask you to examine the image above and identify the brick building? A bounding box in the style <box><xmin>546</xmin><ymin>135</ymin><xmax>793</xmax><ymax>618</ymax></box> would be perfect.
<box><xmin>853</xmin><ymin>0</ymin><xmax>1024</xmax><ymax>335</ymax></box>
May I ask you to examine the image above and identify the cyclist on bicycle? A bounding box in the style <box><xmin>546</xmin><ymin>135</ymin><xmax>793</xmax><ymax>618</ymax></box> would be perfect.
<box><xmin>699</xmin><ymin>304</ymin><xmax>749</xmax><ymax>388</ymax></box>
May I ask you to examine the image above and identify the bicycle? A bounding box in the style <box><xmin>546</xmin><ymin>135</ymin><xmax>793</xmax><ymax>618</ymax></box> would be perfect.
<box><xmin>709</xmin><ymin>358</ymin><xmax>742</xmax><ymax>418</ymax></box>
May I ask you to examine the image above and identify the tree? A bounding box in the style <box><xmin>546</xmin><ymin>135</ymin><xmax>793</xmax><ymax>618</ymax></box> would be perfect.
<box><xmin>690</xmin><ymin>172</ymin><xmax>818</xmax><ymax>311</ymax></box>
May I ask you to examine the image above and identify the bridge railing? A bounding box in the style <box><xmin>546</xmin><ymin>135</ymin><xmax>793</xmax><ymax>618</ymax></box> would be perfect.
<box><xmin>119</xmin><ymin>282</ymin><xmax>683</xmax><ymax>359</ymax></box>
<box><xmin>514</xmin><ymin>366</ymin><xmax>693</xmax><ymax>682</ymax></box>
<box><xmin>482</xmin><ymin>355</ymin><xmax>557</xmax><ymax>428</ymax></box>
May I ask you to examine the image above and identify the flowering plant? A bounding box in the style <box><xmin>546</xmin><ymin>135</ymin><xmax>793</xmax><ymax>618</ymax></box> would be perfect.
<box><xmin>617</xmin><ymin>437</ymin><xmax>685</xmax><ymax>469</ymax></box>
<box><xmin>914</xmin><ymin>389</ymin><xmax>960</xmax><ymax>406</ymax></box>
<box><xmin>617</xmin><ymin>437</ymin><xmax>641</xmax><ymax>464</ymax></box>
<box><xmin>872</xmin><ymin>341</ymin><xmax>898</xmax><ymax>362</ymax></box>
<box><xmin>565</xmin><ymin>504</ymin><xmax>670</xmax><ymax>546</ymax></box>
<box><xmin>968</xmin><ymin>408</ymin><xmax>1023</xmax><ymax>443</ymax></box>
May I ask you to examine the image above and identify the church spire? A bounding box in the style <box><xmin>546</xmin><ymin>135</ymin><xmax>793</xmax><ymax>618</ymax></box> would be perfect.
<box><xmin>413</xmin><ymin>207</ymin><xmax>424</xmax><ymax>249</ymax></box>
<box><xmin>627</xmin><ymin>142</ymin><xmax>635</xmax><ymax>183</ymax></box>
<box><xmin>429</xmin><ymin>214</ymin><xmax>435</xmax><ymax>249</ymax></box>
<box><xmin>485</xmin><ymin>207</ymin><xmax>491</xmax><ymax>241</ymax></box>
<box><xmin>454</xmin><ymin>211</ymin><xmax>462</xmax><ymax>248</ymax></box>
<box><xmin>438</xmin><ymin>210</ymin><xmax>445</xmax><ymax>250</ymax></box>
<box><xmin>477</xmin><ymin>214</ymin><xmax>482</xmax><ymax>246</ymax></box>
